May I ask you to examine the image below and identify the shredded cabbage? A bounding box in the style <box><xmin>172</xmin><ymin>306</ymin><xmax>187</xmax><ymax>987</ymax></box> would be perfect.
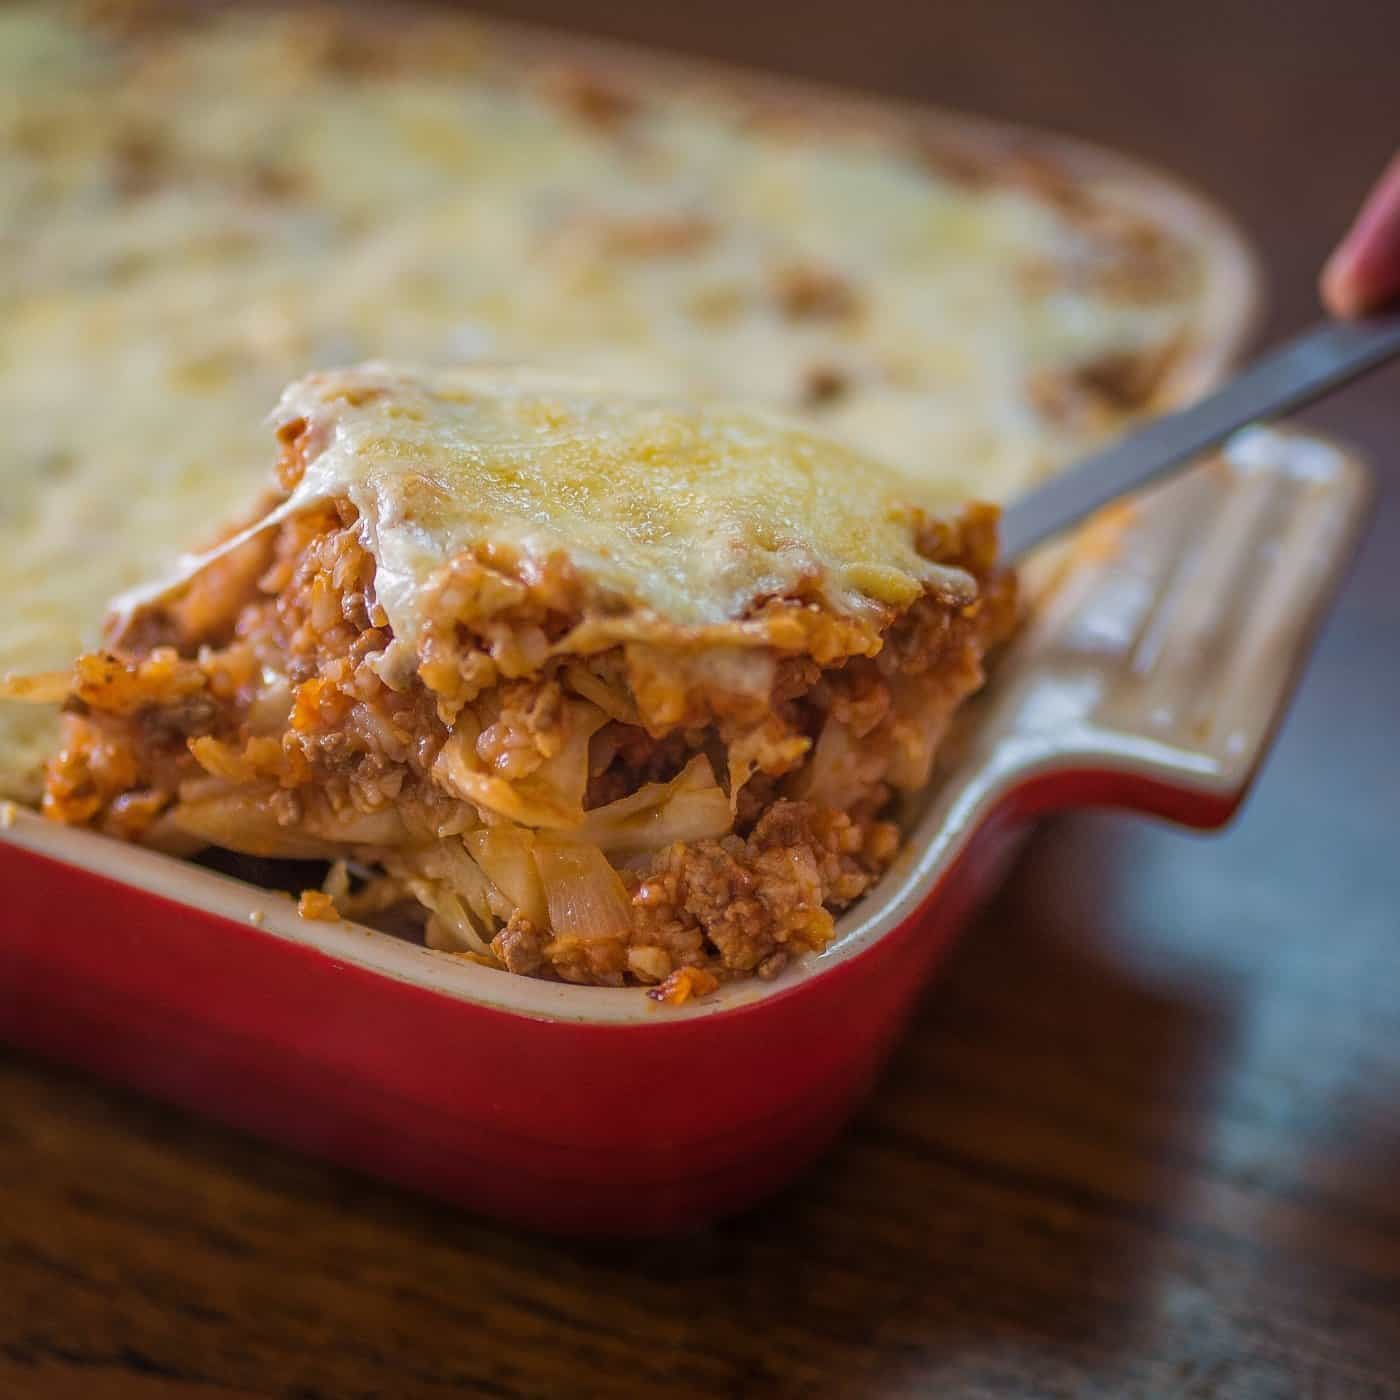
<box><xmin>533</xmin><ymin>836</ymin><xmax>634</xmax><ymax>942</ymax></box>
<box><xmin>395</xmin><ymin>838</ymin><xmax>502</xmax><ymax>956</ymax></box>
<box><xmin>563</xmin><ymin>662</ymin><xmax>640</xmax><ymax>724</ymax></box>
<box><xmin>886</xmin><ymin>678</ymin><xmax>961</xmax><ymax>791</ymax></box>
<box><xmin>433</xmin><ymin>700</ymin><xmax>607</xmax><ymax>829</ymax></box>
<box><xmin>464</xmin><ymin>826</ymin><xmax>548</xmax><ymax>927</ymax></box>
<box><xmin>409</xmin><ymin>878</ymin><xmax>495</xmax><ymax>957</ymax></box>
<box><xmin>577</xmin><ymin>755</ymin><xmax>732</xmax><ymax>855</ymax></box>
<box><xmin>170</xmin><ymin>793</ymin><xmax>349</xmax><ymax>859</ymax></box>
<box><xmin>794</xmin><ymin>718</ymin><xmax>879</xmax><ymax>810</ymax></box>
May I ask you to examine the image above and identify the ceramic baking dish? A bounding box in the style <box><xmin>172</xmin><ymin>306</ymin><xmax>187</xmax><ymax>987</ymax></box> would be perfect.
<box><xmin>0</xmin><ymin>21</ymin><xmax>1361</xmax><ymax>1233</ymax></box>
<box><xmin>0</xmin><ymin>424</ymin><xmax>1369</xmax><ymax>1234</ymax></box>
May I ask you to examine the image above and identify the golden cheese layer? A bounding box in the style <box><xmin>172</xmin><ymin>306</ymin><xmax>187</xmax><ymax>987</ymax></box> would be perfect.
<box><xmin>122</xmin><ymin>365</ymin><xmax>975</xmax><ymax>676</ymax></box>
<box><xmin>0</xmin><ymin>3</ymin><xmax>1201</xmax><ymax>796</ymax></box>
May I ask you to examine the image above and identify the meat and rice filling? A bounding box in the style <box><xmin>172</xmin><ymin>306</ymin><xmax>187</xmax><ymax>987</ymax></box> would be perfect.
<box><xmin>26</xmin><ymin>366</ymin><xmax>1017</xmax><ymax>995</ymax></box>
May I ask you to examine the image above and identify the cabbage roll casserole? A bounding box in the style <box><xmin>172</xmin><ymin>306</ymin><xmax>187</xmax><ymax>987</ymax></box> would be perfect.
<box><xmin>23</xmin><ymin>367</ymin><xmax>1016</xmax><ymax>996</ymax></box>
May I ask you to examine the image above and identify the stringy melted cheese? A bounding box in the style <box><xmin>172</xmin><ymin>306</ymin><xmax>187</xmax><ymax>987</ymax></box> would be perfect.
<box><xmin>271</xmin><ymin>366</ymin><xmax>973</xmax><ymax>660</ymax></box>
<box><xmin>0</xmin><ymin>3</ymin><xmax>1202</xmax><ymax>797</ymax></box>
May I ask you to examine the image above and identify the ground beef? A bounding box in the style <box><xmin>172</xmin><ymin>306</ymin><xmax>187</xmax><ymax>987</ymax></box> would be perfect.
<box><xmin>627</xmin><ymin>800</ymin><xmax>894</xmax><ymax>978</ymax></box>
<box><xmin>491</xmin><ymin>912</ymin><xmax>547</xmax><ymax>976</ymax></box>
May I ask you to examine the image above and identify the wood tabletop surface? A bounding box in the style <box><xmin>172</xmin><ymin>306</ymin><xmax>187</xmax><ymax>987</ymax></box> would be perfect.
<box><xmin>3</xmin><ymin>1</ymin><xmax>1397</xmax><ymax>1396</ymax></box>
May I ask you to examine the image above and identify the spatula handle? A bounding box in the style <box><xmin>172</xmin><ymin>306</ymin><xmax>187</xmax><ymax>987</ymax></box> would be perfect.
<box><xmin>999</xmin><ymin>316</ymin><xmax>1398</xmax><ymax>560</ymax></box>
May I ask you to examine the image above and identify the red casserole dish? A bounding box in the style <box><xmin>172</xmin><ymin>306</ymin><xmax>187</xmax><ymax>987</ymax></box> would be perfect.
<box><xmin>0</xmin><ymin>11</ymin><xmax>1357</xmax><ymax>1232</ymax></box>
<box><xmin>0</xmin><ymin>426</ymin><xmax>1368</xmax><ymax>1235</ymax></box>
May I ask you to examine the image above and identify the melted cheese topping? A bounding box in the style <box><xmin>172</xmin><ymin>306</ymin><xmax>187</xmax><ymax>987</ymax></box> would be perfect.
<box><xmin>0</xmin><ymin>3</ymin><xmax>1201</xmax><ymax>796</ymax></box>
<box><xmin>268</xmin><ymin>366</ymin><xmax>972</xmax><ymax>660</ymax></box>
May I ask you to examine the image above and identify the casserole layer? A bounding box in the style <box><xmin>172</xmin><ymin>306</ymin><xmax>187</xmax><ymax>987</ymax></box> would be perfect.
<box><xmin>35</xmin><ymin>367</ymin><xmax>1015</xmax><ymax>994</ymax></box>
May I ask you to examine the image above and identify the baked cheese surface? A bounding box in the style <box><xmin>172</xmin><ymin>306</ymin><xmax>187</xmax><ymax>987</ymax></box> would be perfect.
<box><xmin>274</xmin><ymin>365</ymin><xmax>973</xmax><ymax>641</ymax></box>
<box><xmin>0</xmin><ymin>3</ymin><xmax>1200</xmax><ymax>796</ymax></box>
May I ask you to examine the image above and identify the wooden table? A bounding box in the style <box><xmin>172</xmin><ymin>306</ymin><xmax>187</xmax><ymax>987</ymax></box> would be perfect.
<box><xmin>3</xmin><ymin>1</ymin><xmax>1397</xmax><ymax>1395</ymax></box>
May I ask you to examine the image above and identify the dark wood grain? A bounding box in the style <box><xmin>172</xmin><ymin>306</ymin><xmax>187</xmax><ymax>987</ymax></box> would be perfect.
<box><xmin>3</xmin><ymin>2</ymin><xmax>1398</xmax><ymax>1396</ymax></box>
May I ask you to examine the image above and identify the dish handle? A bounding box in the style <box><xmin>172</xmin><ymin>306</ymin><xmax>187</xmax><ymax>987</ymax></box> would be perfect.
<box><xmin>963</xmin><ymin>427</ymin><xmax>1372</xmax><ymax>829</ymax></box>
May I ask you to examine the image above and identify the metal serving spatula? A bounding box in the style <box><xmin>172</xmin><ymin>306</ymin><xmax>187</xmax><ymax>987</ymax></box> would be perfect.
<box><xmin>1000</xmin><ymin>313</ymin><xmax>1400</xmax><ymax>560</ymax></box>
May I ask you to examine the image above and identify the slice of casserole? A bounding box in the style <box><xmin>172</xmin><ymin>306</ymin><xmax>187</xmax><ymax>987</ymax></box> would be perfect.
<box><xmin>31</xmin><ymin>365</ymin><xmax>1016</xmax><ymax>994</ymax></box>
